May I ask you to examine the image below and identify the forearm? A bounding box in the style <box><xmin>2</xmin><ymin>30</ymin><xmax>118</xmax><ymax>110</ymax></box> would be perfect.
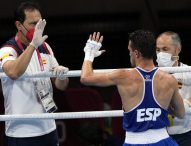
<box><xmin>3</xmin><ymin>45</ymin><xmax>35</xmax><ymax>79</ymax></box>
<box><xmin>81</xmin><ymin>32</ymin><xmax>110</xmax><ymax>86</ymax></box>
<box><xmin>80</xmin><ymin>60</ymin><xmax>94</xmax><ymax>84</ymax></box>
<box><xmin>171</xmin><ymin>102</ymin><xmax>185</xmax><ymax>119</ymax></box>
<box><xmin>173</xmin><ymin>109</ymin><xmax>185</xmax><ymax>119</ymax></box>
<box><xmin>81</xmin><ymin>61</ymin><xmax>113</xmax><ymax>86</ymax></box>
<box><xmin>54</xmin><ymin>78</ymin><xmax>69</xmax><ymax>91</ymax></box>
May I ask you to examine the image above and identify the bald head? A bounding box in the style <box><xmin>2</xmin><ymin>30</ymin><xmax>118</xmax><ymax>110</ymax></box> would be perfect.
<box><xmin>156</xmin><ymin>31</ymin><xmax>181</xmax><ymax>56</ymax></box>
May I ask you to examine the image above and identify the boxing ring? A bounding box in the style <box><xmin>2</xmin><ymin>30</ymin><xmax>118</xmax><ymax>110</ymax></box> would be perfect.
<box><xmin>0</xmin><ymin>66</ymin><xmax>191</xmax><ymax>121</ymax></box>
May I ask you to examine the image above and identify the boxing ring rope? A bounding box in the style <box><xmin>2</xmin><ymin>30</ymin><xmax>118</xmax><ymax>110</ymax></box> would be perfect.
<box><xmin>0</xmin><ymin>66</ymin><xmax>191</xmax><ymax>78</ymax></box>
<box><xmin>0</xmin><ymin>110</ymin><xmax>123</xmax><ymax>121</ymax></box>
<box><xmin>0</xmin><ymin>109</ymin><xmax>191</xmax><ymax>121</ymax></box>
<box><xmin>0</xmin><ymin>66</ymin><xmax>191</xmax><ymax>121</ymax></box>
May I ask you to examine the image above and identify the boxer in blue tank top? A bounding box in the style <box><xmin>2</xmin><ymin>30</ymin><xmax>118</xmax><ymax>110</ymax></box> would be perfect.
<box><xmin>123</xmin><ymin>67</ymin><xmax>169</xmax><ymax>132</ymax></box>
<box><xmin>123</xmin><ymin>67</ymin><xmax>178</xmax><ymax>146</ymax></box>
<box><xmin>80</xmin><ymin>30</ymin><xmax>185</xmax><ymax>146</ymax></box>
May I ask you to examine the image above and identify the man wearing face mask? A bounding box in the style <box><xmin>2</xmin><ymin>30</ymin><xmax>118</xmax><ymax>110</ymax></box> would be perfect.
<box><xmin>156</xmin><ymin>31</ymin><xmax>191</xmax><ymax>146</ymax></box>
<box><xmin>0</xmin><ymin>1</ymin><xmax>69</xmax><ymax>146</ymax></box>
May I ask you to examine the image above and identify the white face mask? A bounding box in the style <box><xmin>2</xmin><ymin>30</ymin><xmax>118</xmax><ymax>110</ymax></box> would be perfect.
<box><xmin>156</xmin><ymin>52</ymin><xmax>178</xmax><ymax>67</ymax></box>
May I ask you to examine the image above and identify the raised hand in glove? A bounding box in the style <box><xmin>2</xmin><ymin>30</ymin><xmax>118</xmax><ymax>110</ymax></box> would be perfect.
<box><xmin>30</xmin><ymin>19</ymin><xmax>48</xmax><ymax>49</ymax></box>
<box><xmin>84</xmin><ymin>32</ymin><xmax>105</xmax><ymax>62</ymax></box>
<box><xmin>52</xmin><ymin>66</ymin><xmax>69</xmax><ymax>80</ymax></box>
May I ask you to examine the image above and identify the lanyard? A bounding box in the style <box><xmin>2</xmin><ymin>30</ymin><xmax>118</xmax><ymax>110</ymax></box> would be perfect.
<box><xmin>15</xmin><ymin>36</ymin><xmax>44</xmax><ymax>71</ymax></box>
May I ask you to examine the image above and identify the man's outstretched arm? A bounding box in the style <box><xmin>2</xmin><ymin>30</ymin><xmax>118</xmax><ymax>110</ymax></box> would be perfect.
<box><xmin>80</xmin><ymin>32</ymin><xmax>116</xmax><ymax>87</ymax></box>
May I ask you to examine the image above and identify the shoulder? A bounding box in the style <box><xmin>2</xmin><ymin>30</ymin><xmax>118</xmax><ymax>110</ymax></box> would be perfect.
<box><xmin>109</xmin><ymin>69</ymin><xmax>130</xmax><ymax>77</ymax></box>
<box><xmin>107</xmin><ymin>68</ymin><xmax>135</xmax><ymax>83</ymax></box>
<box><xmin>0</xmin><ymin>46</ymin><xmax>17</xmax><ymax>55</ymax></box>
<box><xmin>157</xmin><ymin>69</ymin><xmax>177</xmax><ymax>85</ymax></box>
<box><xmin>1</xmin><ymin>46</ymin><xmax>15</xmax><ymax>50</ymax></box>
<box><xmin>44</xmin><ymin>42</ymin><xmax>51</xmax><ymax>50</ymax></box>
<box><xmin>44</xmin><ymin>42</ymin><xmax>54</xmax><ymax>56</ymax></box>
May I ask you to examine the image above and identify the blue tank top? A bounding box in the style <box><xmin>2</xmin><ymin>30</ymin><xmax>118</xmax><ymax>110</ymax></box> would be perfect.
<box><xmin>123</xmin><ymin>67</ymin><xmax>170</xmax><ymax>132</ymax></box>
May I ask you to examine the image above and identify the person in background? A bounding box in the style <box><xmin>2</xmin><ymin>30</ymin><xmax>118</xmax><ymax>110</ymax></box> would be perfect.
<box><xmin>80</xmin><ymin>30</ymin><xmax>185</xmax><ymax>146</ymax></box>
<box><xmin>0</xmin><ymin>1</ymin><xmax>69</xmax><ymax>146</ymax></box>
<box><xmin>156</xmin><ymin>31</ymin><xmax>191</xmax><ymax>146</ymax></box>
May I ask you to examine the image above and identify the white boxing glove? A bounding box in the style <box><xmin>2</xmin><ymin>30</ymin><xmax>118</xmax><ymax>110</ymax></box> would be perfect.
<box><xmin>30</xmin><ymin>19</ymin><xmax>48</xmax><ymax>49</ymax></box>
<box><xmin>84</xmin><ymin>39</ymin><xmax>104</xmax><ymax>62</ymax></box>
<box><xmin>52</xmin><ymin>66</ymin><xmax>69</xmax><ymax>80</ymax></box>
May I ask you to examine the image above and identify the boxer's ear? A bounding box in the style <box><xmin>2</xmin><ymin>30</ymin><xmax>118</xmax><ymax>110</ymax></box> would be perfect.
<box><xmin>134</xmin><ymin>50</ymin><xmax>140</xmax><ymax>58</ymax></box>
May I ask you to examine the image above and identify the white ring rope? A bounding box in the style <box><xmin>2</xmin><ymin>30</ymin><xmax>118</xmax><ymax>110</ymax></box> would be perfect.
<box><xmin>0</xmin><ymin>66</ymin><xmax>191</xmax><ymax>78</ymax></box>
<box><xmin>0</xmin><ymin>66</ymin><xmax>191</xmax><ymax>121</ymax></box>
<box><xmin>0</xmin><ymin>108</ymin><xmax>191</xmax><ymax>121</ymax></box>
<box><xmin>0</xmin><ymin>110</ymin><xmax>123</xmax><ymax>121</ymax></box>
